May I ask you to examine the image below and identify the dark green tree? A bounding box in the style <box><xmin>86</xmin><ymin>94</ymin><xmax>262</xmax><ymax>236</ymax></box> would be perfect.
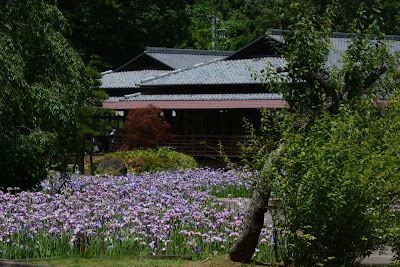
<box><xmin>184</xmin><ymin>0</ymin><xmax>400</xmax><ymax>51</ymax></box>
<box><xmin>0</xmin><ymin>0</ymin><xmax>101</xmax><ymax>189</ymax></box>
<box><xmin>74</xmin><ymin>69</ymin><xmax>115</xmax><ymax>175</ymax></box>
<box><xmin>310</xmin><ymin>0</ymin><xmax>400</xmax><ymax>35</ymax></box>
<box><xmin>183</xmin><ymin>0</ymin><xmax>281</xmax><ymax>51</ymax></box>
<box><xmin>229</xmin><ymin>0</ymin><xmax>400</xmax><ymax>264</ymax></box>
<box><xmin>50</xmin><ymin>0</ymin><xmax>400</xmax><ymax>70</ymax></box>
<box><xmin>56</xmin><ymin>0</ymin><xmax>191</xmax><ymax>70</ymax></box>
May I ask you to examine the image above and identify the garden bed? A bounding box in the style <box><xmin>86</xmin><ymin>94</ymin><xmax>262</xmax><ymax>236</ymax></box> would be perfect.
<box><xmin>0</xmin><ymin>168</ymin><xmax>279</xmax><ymax>262</ymax></box>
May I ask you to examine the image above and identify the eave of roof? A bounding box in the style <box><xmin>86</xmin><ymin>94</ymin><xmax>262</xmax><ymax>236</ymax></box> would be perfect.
<box><xmin>106</xmin><ymin>93</ymin><xmax>283</xmax><ymax>102</ymax></box>
<box><xmin>103</xmin><ymin>99</ymin><xmax>286</xmax><ymax>110</ymax></box>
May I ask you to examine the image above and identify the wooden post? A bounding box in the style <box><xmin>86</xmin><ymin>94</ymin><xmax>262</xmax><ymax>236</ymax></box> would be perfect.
<box><xmin>80</xmin><ymin>232</ymin><xmax>86</xmax><ymax>256</ymax></box>
<box><xmin>89</xmin><ymin>152</ymin><xmax>94</xmax><ymax>176</ymax></box>
<box><xmin>100</xmin><ymin>234</ymin><xmax>105</xmax><ymax>257</ymax></box>
<box><xmin>78</xmin><ymin>150</ymin><xmax>85</xmax><ymax>175</ymax></box>
<box><xmin>76</xmin><ymin>232</ymin><xmax>80</xmax><ymax>254</ymax></box>
<box><xmin>272</xmin><ymin>218</ymin><xmax>279</xmax><ymax>263</ymax></box>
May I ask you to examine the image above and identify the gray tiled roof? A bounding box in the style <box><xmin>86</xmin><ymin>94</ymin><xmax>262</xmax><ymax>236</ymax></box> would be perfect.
<box><xmin>115</xmin><ymin>47</ymin><xmax>234</xmax><ymax>72</ymax></box>
<box><xmin>99</xmin><ymin>70</ymin><xmax>169</xmax><ymax>88</ymax></box>
<box><xmin>106</xmin><ymin>93</ymin><xmax>283</xmax><ymax>102</ymax></box>
<box><xmin>141</xmin><ymin>57</ymin><xmax>287</xmax><ymax>86</ymax></box>
<box><xmin>267</xmin><ymin>29</ymin><xmax>400</xmax><ymax>68</ymax></box>
<box><xmin>327</xmin><ymin>36</ymin><xmax>400</xmax><ymax>68</ymax></box>
<box><xmin>147</xmin><ymin>51</ymin><xmax>233</xmax><ymax>70</ymax></box>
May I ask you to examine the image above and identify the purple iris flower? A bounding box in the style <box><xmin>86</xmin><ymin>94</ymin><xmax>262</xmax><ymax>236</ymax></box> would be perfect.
<box><xmin>149</xmin><ymin>241</ymin><xmax>157</xmax><ymax>249</ymax></box>
<box><xmin>193</xmin><ymin>245</ymin><xmax>202</xmax><ymax>253</ymax></box>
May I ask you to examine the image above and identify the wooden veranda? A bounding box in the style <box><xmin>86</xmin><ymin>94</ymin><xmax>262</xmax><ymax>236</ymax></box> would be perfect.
<box><xmin>106</xmin><ymin>134</ymin><xmax>246</xmax><ymax>158</ymax></box>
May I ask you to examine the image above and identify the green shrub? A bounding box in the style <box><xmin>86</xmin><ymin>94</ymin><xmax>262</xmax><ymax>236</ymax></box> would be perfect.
<box><xmin>272</xmin><ymin>105</ymin><xmax>400</xmax><ymax>266</ymax></box>
<box><xmin>86</xmin><ymin>148</ymin><xmax>198</xmax><ymax>174</ymax></box>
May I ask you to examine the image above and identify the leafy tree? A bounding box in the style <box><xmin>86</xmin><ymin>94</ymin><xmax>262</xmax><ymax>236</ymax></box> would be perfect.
<box><xmin>120</xmin><ymin>105</ymin><xmax>173</xmax><ymax>150</ymax></box>
<box><xmin>51</xmin><ymin>0</ymin><xmax>399</xmax><ymax>70</ymax></box>
<box><xmin>274</xmin><ymin>105</ymin><xmax>400</xmax><ymax>266</ymax></box>
<box><xmin>183</xmin><ymin>0</ymin><xmax>282</xmax><ymax>51</ymax></box>
<box><xmin>309</xmin><ymin>0</ymin><xmax>400</xmax><ymax>35</ymax></box>
<box><xmin>74</xmin><ymin>69</ymin><xmax>115</xmax><ymax>175</ymax></box>
<box><xmin>229</xmin><ymin>0</ymin><xmax>400</xmax><ymax>264</ymax></box>
<box><xmin>184</xmin><ymin>0</ymin><xmax>399</xmax><ymax>52</ymax></box>
<box><xmin>0</xmin><ymin>1</ymin><xmax>100</xmax><ymax>190</ymax></box>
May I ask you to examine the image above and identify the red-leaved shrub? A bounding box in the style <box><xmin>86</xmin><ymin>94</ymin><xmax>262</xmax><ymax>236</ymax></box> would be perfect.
<box><xmin>120</xmin><ymin>105</ymin><xmax>173</xmax><ymax>150</ymax></box>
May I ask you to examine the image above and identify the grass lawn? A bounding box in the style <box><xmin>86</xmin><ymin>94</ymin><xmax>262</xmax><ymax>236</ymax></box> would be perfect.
<box><xmin>25</xmin><ymin>254</ymin><xmax>281</xmax><ymax>267</ymax></box>
<box><xmin>25</xmin><ymin>255</ymin><xmax>188</xmax><ymax>267</ymax></box>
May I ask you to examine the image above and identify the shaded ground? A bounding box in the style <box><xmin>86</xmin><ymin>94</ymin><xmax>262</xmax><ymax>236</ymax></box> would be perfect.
<box><xmin>187</xmin><ymin>255</ymin><xmax>281</xmax><ymax>267</ymax></box>
<box><xmin>5</xmin><ymin>255</ymin><xmax>280</xmax><ymax>267</ymax></box>
<box><xmin>3</xmin><ymin>253</ymin><xmax>399</xmax><ymax>267</ymax></box>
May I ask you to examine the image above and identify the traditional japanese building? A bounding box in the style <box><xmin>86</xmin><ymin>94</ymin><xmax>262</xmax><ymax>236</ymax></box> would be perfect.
<box><xmin>99</xmin><ymin>30</ymin><xmax>400</xmax><ymax>156</ymax></box>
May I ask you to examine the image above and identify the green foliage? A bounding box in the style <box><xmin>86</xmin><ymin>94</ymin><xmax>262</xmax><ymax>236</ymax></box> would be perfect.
<box><xmin>0</xmin><ymin>1</ymin><xmax>99</xmax><ymax>189</ymax></box>
<box><xmin>273</xmin><ymin>104</ymin><xmax>400</xmax><ymax>266</ymax></box>
<box><xmin>304</xmin><ymin>0</ymin><xmax>400</xmax><ymax>35</ymax></box>
<box><xmin>76</xmin><ymin>68</ymin><xmax>114</xmax><ymax>157</ymax></box>
<box><xmin>238</xmin><ymin>108</ymin><xmax>286</xmax><ymax>171</ymax></box>
<box><xmin>203</xmin><ymin>184</ymin><xmax>253</xmax><ymax>199</ymax></box>
<box><xmin>52</xmin><ymin>0</ymin><xmax>400</xmax><ymax>70</ymax></box>
<box><xmin>86</xmin><ymin>148</ymin><xmax>198</xmax><ymax>174</ymax></box>
<box><xmin>183</xmin><ymin>0</ymin><xmax>282</xmax><ymax>51</ymax></box>
<box><xmin>261</xmin><ymin>0</ymin><xmax>336</xmax><ymax>116</ymax></box>
<box><xmin>243</xmin><ymin>1</ymin><xmax>400</xmax><ymax>265</ymax></box>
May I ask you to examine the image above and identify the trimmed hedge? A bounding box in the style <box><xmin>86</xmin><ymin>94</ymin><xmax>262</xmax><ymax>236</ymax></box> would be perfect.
<box><xmin>86</xmin><ymin>148</ymin><xmax>198</xmax><ymax>174</ymax></box>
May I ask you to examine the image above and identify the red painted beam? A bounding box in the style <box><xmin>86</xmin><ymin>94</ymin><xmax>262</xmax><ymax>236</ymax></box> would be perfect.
<box><xmin>102</xmin><ymin>100</ymin><xmax>287</xmax><ymax>110</ymax></box>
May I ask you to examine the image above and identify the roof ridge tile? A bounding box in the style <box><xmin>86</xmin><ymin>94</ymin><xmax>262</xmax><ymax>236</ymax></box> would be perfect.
<box><xmin>145</xmin><ymin>47</ymin><xmax>234</xmax><ymax>56</ymax></box>
<box><xmin>140</xmin><ymin>58</ymin><xmax>225</xmax><ymax>85</ymax></box>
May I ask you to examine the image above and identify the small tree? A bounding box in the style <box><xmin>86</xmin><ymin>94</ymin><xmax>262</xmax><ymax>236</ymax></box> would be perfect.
<box><xmin>75</xmin><ymin>72</ymin><xmax>115</xmax><ymax>175</ymax></box>
<box><xmin>120</xmin><ymin>105</ymin><xmax>173</xmax><ymax>150</ymax></box>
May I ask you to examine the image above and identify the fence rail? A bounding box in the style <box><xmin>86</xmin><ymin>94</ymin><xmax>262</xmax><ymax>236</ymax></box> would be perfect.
<box><xmin>169</xmin><ymin>135</ymin><xmax>246</xmax><ymax>157</ymax></box>
<box><xmin>106</xmin><ymin>134</ymin><xmax>246</xmax><ymax>157</ymax></box>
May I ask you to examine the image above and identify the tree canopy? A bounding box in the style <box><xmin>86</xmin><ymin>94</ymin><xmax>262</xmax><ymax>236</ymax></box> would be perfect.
<box><xmin>0</xmin><ymin>0</ymin><xmax>101</xmax><ymax>189</ymax></box>
<box><xmin>229</xmin><ymin>0</ymin><xmax>400</xmax><ymax>264</ymax></box>
<box><xmin>53</xmin><ymin>0</ymin><xmax>400</xmax><ymax>70</ymax></box>
<box><xmin>55</xmin><ymin>0</ymin><xmax>192</xmax><ymax>70</ymax></box>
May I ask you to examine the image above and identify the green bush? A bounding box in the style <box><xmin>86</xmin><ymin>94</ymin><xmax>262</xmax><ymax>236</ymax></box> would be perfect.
<box><xmin>86</xmin><ymin>148</ymin><xmax>198</xmax><ymax>174</ymax></box>
<box><xmin>272</xmin><ymin>105</ymin><xmax>400</xmax><ymax>266</ymax></box>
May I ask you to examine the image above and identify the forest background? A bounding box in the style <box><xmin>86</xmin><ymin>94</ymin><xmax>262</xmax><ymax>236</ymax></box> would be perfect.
<box><xmin>56</xmin><ymin>0</ymin><xmax>400</xmax><ymax>71</ymax></box>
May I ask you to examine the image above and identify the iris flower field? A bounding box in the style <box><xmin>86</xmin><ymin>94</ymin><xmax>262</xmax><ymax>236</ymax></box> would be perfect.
<box><xmin>0</xmin><ymin>168</ymin><xmax>277</xmax><ymax>261</ymax></box>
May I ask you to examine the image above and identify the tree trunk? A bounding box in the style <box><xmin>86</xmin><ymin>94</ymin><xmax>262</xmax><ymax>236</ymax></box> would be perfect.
<box><xmin>89</xmin><ymin>152</ymin><xmax>94</xmax><ymax>175</ymax></box>
<box><xmin>229</xmin><ymin>144</ymin><xmax>285</xmax><ymax>263</ymax></box>
<box><xmin>229</xmin><ymin>178</ymin><xmax>271</xmax><ymax>262</ymax></box>
<box><xmin>78</xmin><ymin>150</ymin><xmax>85</xmax><ymax>175</ymax></box>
